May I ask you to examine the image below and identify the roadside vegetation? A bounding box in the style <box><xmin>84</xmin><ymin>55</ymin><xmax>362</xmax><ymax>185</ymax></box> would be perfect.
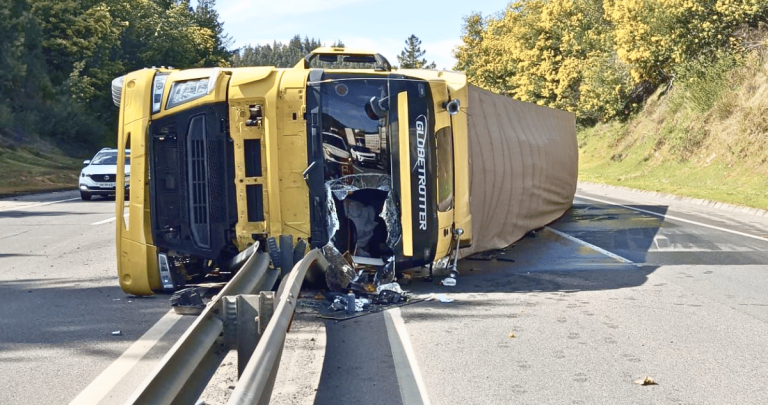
<box><xmin>0</xmin><ymin>0</ymin><xmax>230</xmax><ymax>194</ymax></box>
<box><xmin>0</xmin><ymin>134</ymin><xmax>81</xmax><ymax>196</ymax></box>
<box><xmin>0</xmin><ymin>0</ymin><xmax>230</xmax><ymax>156</ymax></box>
<box><xmin>455</xmin><ymin>0</ymin><xmax>768</xmax><ymax>209</ymax></box>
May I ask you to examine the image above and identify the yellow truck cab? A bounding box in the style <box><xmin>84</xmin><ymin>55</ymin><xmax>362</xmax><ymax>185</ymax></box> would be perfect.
<box><xmin>113</xmin><ymin>48</ymin><xmax>472</xmax><ymax>296</ymax></box>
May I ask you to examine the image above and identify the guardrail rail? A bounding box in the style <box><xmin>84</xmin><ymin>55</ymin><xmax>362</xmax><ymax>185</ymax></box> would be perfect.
<box><xmin>125</xmin><ymin>248</ymin><xmax>328</xmax><ymax>405</ymax></box>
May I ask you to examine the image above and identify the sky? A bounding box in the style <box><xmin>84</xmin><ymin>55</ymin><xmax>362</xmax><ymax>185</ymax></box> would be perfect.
<box><xmin>214</xmin><ymin>0</ymin><xmax>510</xmax><ymax>70</ymax></box>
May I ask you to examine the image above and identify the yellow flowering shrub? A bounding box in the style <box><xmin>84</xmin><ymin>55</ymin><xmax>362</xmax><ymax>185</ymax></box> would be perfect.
<box><xmin>455</xmin><ymin>0</ymin><xmax>768</xmax><ymax>123</ymax></box>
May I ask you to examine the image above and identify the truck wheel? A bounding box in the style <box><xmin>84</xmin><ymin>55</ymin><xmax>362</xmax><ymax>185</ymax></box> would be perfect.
<box><xmin>80</xmin><ymin>191</ymin><xmax>91</xmax><ymax>201</ymax></box>
<box><xmin>279</xmin><ymin>235</ymin><xmax>294</xmax><ymax>277</ymax></box>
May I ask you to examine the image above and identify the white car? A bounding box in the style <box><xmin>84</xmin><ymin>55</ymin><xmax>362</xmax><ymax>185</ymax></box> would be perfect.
<box><xmin>322</xmin><ymin>132</ymin><xmax>352</xmax><ymax>164</ymax></box>
<box><xmin>78</xmin><ymin>148</ymin><xmax>130</xmax><ymax>200</ymax></box>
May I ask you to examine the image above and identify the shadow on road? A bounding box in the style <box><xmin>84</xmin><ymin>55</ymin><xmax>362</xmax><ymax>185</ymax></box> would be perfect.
<box><xmin>0</xmin><ymin>277</ymin><xmax>169</xmax><ymax>359</ymax></box>
<box><xmin>311</xmin><ymin>203</ymin><xmax>670</xmax><ymax>404</ymax></box>
<box><xmin>0</xmin><ymin>210</ymin><xmax>92</xmax><ymax>218</ymax></box>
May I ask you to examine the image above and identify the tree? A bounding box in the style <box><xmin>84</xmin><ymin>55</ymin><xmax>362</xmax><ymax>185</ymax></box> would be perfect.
<box><xmin>397</xmin><ymin>35</ymin><xmax>436</xmax><ymax>69</ymax></box>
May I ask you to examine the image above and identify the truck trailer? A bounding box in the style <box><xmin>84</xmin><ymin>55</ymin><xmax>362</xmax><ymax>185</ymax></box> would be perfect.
<box><xmin>112</xmin><ymin>48</ymin><xmax>577</xmax><ymax>296</ymax></box>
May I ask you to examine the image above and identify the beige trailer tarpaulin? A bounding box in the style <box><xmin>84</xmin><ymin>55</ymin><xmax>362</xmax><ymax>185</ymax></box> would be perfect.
<box><xmin>462</xmin><ymin>85</ymin><xmax>578</xmax><ymax>256</ymax></box>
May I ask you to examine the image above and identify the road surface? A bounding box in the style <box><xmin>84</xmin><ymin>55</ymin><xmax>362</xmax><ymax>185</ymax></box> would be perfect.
<box><xmin>1</xmin><ymin>183</ymin><xmax>767</xmax><ymax>404</ymax></box>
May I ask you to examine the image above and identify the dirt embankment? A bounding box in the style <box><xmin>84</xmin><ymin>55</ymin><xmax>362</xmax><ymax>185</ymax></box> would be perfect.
<box><xmin>578</xmin><ymin>52</ymin><xmax>768</xmax><ymax>210</ymax></box>
<box><xmin>0</xmin><ymin>132</ymin><xmax>85</xmax><ymax>197</ymax></box>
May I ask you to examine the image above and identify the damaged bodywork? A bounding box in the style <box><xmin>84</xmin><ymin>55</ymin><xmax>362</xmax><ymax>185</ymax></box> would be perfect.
<box><xmin>113</xmin><ymin>47</ymin><xmax>577</xmax><ymax>296</ymax></box>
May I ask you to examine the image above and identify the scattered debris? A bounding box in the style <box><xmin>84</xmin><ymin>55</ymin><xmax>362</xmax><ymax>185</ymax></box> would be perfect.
<box><xmin>112</xmin><ymin>330</ymin><xmax>123</xmax><ymax>336</ymax></box>
<box><xmin>170</xmin><ymin>287</ymin><xmax>205</xmax><ymax>315</ymax></box>
<box><xmin>633</xmin><ymin>376</ymin><xmax>657</xmax><ymax>386</ymax></box>
<box><xmin>377</xmin><ymin>282</ymin><xmax>404</xmax><ymax>294</ymax></box>
<box><xmin>496</xmin><ymin>255</ymin><xmax>516</xmax><ymax>263</ymax></box>
<box><xmin>437</xmin><ymin>294</ymin><xmax>454</xmax><ymax>303</ymax></box>
<box><xmin>377</xmin><ymin>290</ymin><xmax>402</xmax><ymax>305</ymax></box>
<box><xmin>329</xmin><ymin>293</ymin><xmax>372</xmax><ymax>313</ymax></box>
<box><xmin>322</xmin><ymin>244</ymin><xmax>357</xmax><ymax>291</ymax></box>
<box><xmin>508</xmin><ymin>332</ymin><xmax>515</xmax><ymax>338</ymax></box>
<box><xmin>441</xmin><ymin>277</ymin><xmax>457</xmax><ymax>287</ymax></box>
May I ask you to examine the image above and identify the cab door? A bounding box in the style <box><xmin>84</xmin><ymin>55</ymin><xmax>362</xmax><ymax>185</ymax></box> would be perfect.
<box><xmin>431</xmin><ymin>83</ymin><xmax>455</xmax><ymax>259</ymax></box>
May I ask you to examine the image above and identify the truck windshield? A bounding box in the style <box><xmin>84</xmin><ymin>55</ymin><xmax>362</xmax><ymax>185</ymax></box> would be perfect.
<box><xmin>308</xmin><ymin>73</ymin><xmax>436</xmax><ymax>269</ymax></box>
<box><xmin>320</xmin><ymin>77</ymin><xmax>390</xmax><ymax>175</ymax></box>
<box><xmin>91</xmin><ymin>152</ymin><xmax>130</xmax><ymax>165</ymax></box>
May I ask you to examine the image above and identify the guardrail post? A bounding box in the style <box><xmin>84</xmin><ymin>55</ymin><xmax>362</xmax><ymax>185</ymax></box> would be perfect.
<box><xmin>222</xmin><ymin>292</ymin><xmax>277</xmax><ymax>377</ymax></box>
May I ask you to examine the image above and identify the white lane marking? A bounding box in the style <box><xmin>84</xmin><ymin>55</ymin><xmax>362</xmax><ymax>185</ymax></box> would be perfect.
<box><xmin>576</xmin><ymin>194</ymin><xmax>768</xmax><ymax>243</ymax></box>
<box><xmin>68</xmin><ymin>310</ymin><xmax>182</xmax><ymax>405</ymax></box>
<box><xmin>387</xmin><ymin>307</ymin><xmax>432</xmax><ymax>405</ymax></box>
<box><xmin>546</xmin><ymin>226</ymin><xmax>637</xmax><ymax>266</ymax></box>
<box><xmin>91</xmin><ymin>217</ymin><xmax>116</xmax><ymax>226</ymax></box>
<box><xmin>0</xmin><ymin>197</ymin><xmax>79</xmax><ymax>212</ymax></box>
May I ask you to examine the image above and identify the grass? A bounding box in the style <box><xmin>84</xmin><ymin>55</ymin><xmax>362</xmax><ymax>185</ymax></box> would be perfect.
<box><xmin>0</xmin><ymin>144</ymin><xmax>82</xmax><ymax>196</ymax></box>
<box><xmin>578</xmin><ymin>50</ymin><xmax>768</xmax><ymax>209</ymax></box>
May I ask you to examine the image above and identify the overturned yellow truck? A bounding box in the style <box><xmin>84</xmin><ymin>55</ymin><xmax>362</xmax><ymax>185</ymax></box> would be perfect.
<box><xmin>112</xmin><ymin>48</ymin><xmax>577</xmax><ymax>296</ymax></box>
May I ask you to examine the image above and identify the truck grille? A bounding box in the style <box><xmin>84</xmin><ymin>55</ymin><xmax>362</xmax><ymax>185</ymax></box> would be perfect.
<box><xmin>187</xmin><ymin>115</ymin><xmax>210</xmax><ymax>249</ymax></box>
<box><xmin>149</xmin><ymin>102</ymin><xmax>237</xmax><ymax>262</ymax></box>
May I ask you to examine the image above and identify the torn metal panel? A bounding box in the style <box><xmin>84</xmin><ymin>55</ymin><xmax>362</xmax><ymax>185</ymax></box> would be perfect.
<box><xmin>321</xmin><ymin>243</ymin><xmax>356</xmax><ymax>291</ymax></box>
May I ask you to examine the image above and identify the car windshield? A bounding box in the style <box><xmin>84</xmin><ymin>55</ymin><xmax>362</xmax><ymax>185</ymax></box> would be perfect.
<box><xmin>91</xmin><ymin>152</ymin><xmax>130</xmax><ymax>165</ymax></box>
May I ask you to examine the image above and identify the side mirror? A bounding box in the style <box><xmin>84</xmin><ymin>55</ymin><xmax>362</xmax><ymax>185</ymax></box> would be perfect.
<box><xmin>365</xmin><ymin>95</ymin><xmax>390</xmax><ymax>120</ymax></box>
<box><xmin>83</xmin><ymin>160</ymin><xmax>90</xmax><ymax>166</ymax></box>
<box><xmin>443</xmin><ymin>99</ymin><xmax>461</xmax><ymax>115</ymax></box>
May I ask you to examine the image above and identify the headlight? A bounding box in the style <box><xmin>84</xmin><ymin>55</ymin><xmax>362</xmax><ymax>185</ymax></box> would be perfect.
<box><xmin>111</xmin><ymin>76</ymin><xmax>125</xmax><ymax>107</ymax></box>
<box><xmin>152</xmin><ymin>73</ymin><xmax>169</xmax><ymax>113</ymax></box>
<box><xmin>166</xmin><ymin>68</ymin><xmax>219</xmax><ymax>110</ymax></box>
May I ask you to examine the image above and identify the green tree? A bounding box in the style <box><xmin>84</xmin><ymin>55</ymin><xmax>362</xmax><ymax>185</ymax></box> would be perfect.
<box><xmin>397</xmin><ymin>35</ymin><xmax>436</xmax><ymax>69</ymax></box>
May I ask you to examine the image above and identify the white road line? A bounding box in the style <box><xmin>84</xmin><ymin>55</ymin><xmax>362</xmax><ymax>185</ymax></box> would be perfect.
<box><xmin>91</xmin><ymin>217</ymin><xmax>116</xmax><ymax>226</ymax></box>
<box><xmin>387</xmin><ymin>307</ymin><xmax>432</xmax><ymax>405</ymax></box>
<box><xmin>0</xmin><ymin>197</ymin><xmax>79</xmax><ymax>211</ymax></box>
<box><xmin>576</xmin><ymin>194</ymin><xmax>768</xmax><ymax>243</ymax></box>
<box><xmin>546</xmin><ymin>226</ymin><xmax>637</xmax><ymax>266</ymax></box>
<box><xmin>68</xmin><ymin>310</ymin><xmax>182</xmax><ymax>405</ymax></box>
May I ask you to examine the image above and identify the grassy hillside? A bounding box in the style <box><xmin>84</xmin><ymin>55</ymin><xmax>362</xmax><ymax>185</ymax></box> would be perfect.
<box><xmin>0</xmin><ymin>136</ymin><xmax>82</xmax><ymax>196</ymax></box>
<box><xmin>578</xmin><ymin>51</ymin><xmax>768</xmax><ymax>210</ymax></box>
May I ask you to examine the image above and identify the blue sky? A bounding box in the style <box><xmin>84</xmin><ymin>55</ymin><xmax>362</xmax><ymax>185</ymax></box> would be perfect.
<box><xmin>214</xmin><ymin>0</ymin><xmax>510</xmax><ymax>69</ymax></box>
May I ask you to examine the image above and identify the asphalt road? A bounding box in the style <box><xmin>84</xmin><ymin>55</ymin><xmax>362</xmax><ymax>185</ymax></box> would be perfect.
<box><xmin>300</xmin><ymin>183</ymin><xmax>768</xmax><ymax>405</ymax></box>
<box><xmin>0</xmin><ymin>191</ymin><xmax>192</xmax><ymax>405</ymax></box>
<box><xmin>2</xmin><ymin>184</ymin><xmax>768</xmax><ymax>404</ymax></box>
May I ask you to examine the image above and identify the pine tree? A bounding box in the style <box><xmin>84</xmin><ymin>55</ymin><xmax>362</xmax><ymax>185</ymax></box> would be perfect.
<box><xmin>397</xmin><ymin>34</ymin><xmax>436</xmax><ymax>69</ymax></box>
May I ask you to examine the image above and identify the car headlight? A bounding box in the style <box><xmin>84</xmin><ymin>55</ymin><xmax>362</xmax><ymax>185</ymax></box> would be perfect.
<box><xmin>152</xmin><ymin>73</ymin><xmax>169</xmax><ymax>113</ymax></box>
<box><xmin>166</xmin><ymin>68</ymin><xmax>219</xmax><ymax>110</ymax></box>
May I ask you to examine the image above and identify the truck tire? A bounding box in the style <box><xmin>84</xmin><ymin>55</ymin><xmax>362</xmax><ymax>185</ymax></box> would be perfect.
<box><xmin>293</xmin><ymin>238</ymin><xmax>307</xmax><ymax>267</ymax></box>
<box><xmin>279</xmin><ymin>235</ymin><xmax>293</xmax><ymax>277</ymax></box>
<box><xmin>267</xmin><ymin>237</ymin><xmax>280</xmax><ymax>269</ymax></box>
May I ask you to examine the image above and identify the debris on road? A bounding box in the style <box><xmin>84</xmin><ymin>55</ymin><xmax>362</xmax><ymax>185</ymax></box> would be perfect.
<box><xmin>170</xmin><ymin>287</ymin><xmax>205</xmax><ymax>315</ymax></box>
<box><xmin>633</xmin><ymin>376</ymin><xmax>657</xmax><ymax>386</ymax></box>
<box><xmin>441</xmin><ymin>277</ymin><xmax>457</xmax><ymax>287</ymax></box>
<box><xmin>300</xmin><ymin>280</ymin><xmax>430</xmax><ymax>320</ymax></box>
<box><xmin>111</xmin><ymin>330</ymin><xmax>122</xmax><ymax>336</ymax></box>
<box><xmin>509</xmin><ymin>332</ymin><xmax>516</xmax><ymax>338</ymax></box>
<box><xmin>437</xmin><ymin>294</ymin><xmax>454</xmax><ymax>303</ymax></box>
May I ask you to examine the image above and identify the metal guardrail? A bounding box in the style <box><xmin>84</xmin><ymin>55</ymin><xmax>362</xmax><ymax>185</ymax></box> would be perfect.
<box><xmin>124</xmin><ymin>248</ymin><xmax>327</xmax><ymax>405</ymax></box>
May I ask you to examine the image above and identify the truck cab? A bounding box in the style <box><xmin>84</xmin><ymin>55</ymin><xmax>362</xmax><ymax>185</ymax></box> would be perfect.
<box><xmin>114</xmin><ymin>48</ymin><xmax>471</xmax><ymax>296</ymax></box>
